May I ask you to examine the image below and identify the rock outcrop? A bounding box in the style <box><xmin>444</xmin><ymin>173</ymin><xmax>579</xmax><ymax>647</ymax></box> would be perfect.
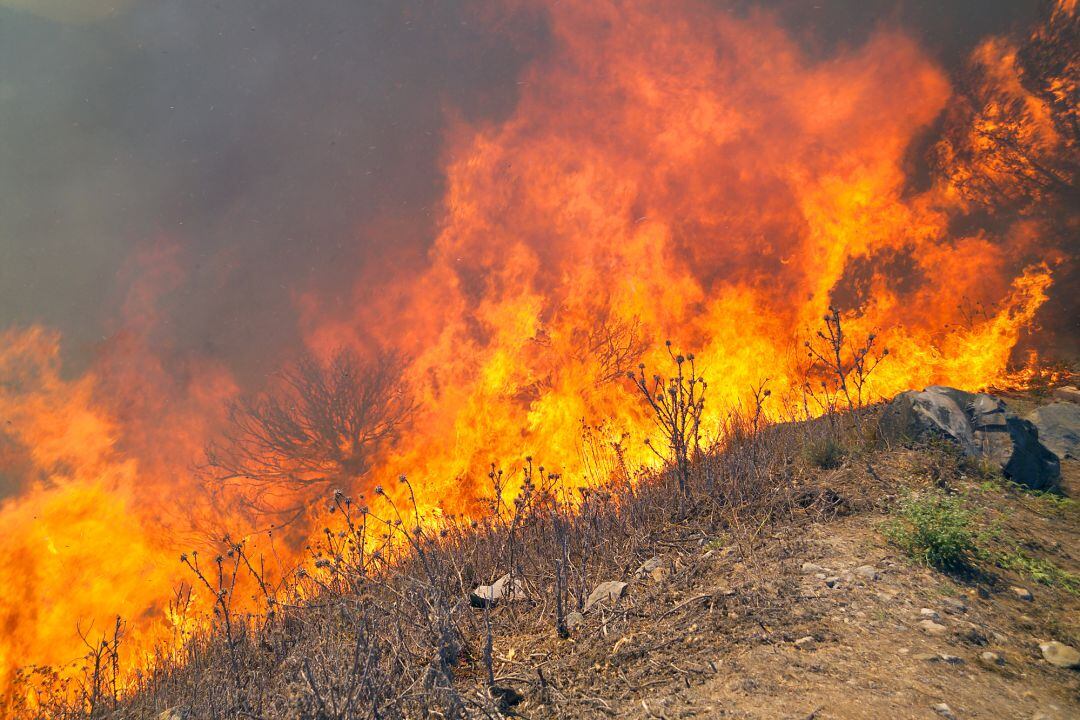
<box><xmin>1026</xmin><ymin>402</ymin><xmax>1080</xmax><ymax>460</ymax></box>
<box><xmin>880</xmin><ymin>386</ymin><xmax>1060</xmax><ymax>492</ymax></box>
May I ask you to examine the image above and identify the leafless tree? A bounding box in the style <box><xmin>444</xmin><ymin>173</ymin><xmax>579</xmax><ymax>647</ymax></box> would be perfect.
<box><xmin>628</xmin><ymin>341</ymin><xmax>706</xmax><ymax>496</ymax></box>
<box><xmin>205</xmin><ymin>348</ymin><xmax>415</xmax><ymax>522</ymax></box>
<box><xmin>803</xmin><ymin>307</ymin><xmax>887</xmax><ymax>431</ymax></box>
<box><xmin>582</xmin><ymin>316</ymin><xmax>649</xmax><ymax>386</ymax></box>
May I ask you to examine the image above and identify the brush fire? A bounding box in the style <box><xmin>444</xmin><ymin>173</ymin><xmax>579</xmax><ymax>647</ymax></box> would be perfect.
<box><xmin>0</xmin><ymin>0</ymin><xmax>1075</xmax><ymax>715</ymax></box>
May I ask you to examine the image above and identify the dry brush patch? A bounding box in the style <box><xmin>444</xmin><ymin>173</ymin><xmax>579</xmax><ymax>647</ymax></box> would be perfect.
<box><xmin>9</xmin><ymin>369</ymin><xmax>864</xmax><ymax>719</ymax></box>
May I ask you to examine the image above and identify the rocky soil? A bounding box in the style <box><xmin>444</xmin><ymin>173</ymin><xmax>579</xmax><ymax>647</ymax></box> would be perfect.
<box><xmin>472</xmin><ymin>391</ymin><xmax>1080</xmax><ymax>719</ymax></box>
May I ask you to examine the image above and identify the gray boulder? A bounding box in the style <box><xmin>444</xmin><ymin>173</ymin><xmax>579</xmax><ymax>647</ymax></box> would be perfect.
<box><xmin>1026</xmin><ymin>403</ymin><xmax>1080</xmax><ymax>460</ymax></box>
<box><xmin>880</xmin><ymin>386</ymin><xmax>1060</xmax><ymax>491</ymax></box>
<box><xmin>880</xmin><ymin>386</ymin><xmax>974</xmax><ymax>450</ymax></box>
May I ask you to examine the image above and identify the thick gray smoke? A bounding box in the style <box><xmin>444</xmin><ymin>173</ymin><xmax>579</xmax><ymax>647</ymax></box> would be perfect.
<box><xmin>0</xmin><ymin>0</ymin><xmax>1042</xmax><ymax>382</ymax></box>
<box><xmin>0</xmin><ymin>0</ymin><xmax>531</xmax><ymax>378</ymax></box>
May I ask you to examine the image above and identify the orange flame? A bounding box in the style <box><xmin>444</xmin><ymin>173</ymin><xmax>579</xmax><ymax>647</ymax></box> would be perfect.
<box><xmin>0</xmin><ymin>0</ymin><xmax>1070</xmax><ymax>706</ymax></box>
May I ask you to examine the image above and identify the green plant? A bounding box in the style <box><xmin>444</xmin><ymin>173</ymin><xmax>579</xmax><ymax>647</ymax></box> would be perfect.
<box><xmin>996</xmin><ymin>549</ymin><xmax>1080</xmax><ymax>594</ymax></box>
<box><xmin>883</xmin><ymin>492</ymin><xmax>978</xmax><ymax>571</ymax></box>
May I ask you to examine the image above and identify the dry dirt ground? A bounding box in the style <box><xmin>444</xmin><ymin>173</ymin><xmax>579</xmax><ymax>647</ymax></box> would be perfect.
<box><xmin>476</xmin><ymin>453</ymin><xmax>1080</xmax><ymax>719</ymax></box>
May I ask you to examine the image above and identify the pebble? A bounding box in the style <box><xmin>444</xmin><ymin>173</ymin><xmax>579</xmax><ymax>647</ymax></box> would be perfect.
<box><xmin>801</xmin><ymin>562</ymin><xmax>829</xmax><ymax>574</ymax></box>
<box><xmin>943</xmin><ymin>597</ymin><xmax>968</xmax><ymax>614</ymax></box>
<box><xmin>933</xmin><ymin>703</ymin><xmax>957</xmax><ymax>719</ymax></box>
<box><xmin>825</xmin><ymin>576</ymin><xmax>843</xmax><ymax>588</ymax></box>
<box><xmin>1011</xmin><ymin>586</ymin><xmax>1034</xmax><ymax>601</ymax></box>
<box><xmin>794</xmin><ymin>635</ymin><xmax>816</xmax><ymax>649</ymax></box>
<box><xmin>920</xmin><ymin>608</ymin><xmax>942</xmax><ymax>621</ymax></box>
<box><xmin>918</xmin><ymin>619</ymin><xmax>949</xmax><ymax>636</ymax></box>
<box><xmin>979</xmin><ymin>651</ymin><xmax>1003</xmax><ymax>667</ymax></box>
<box><xmin>1039</xmin><ymin>641</ymin><xmax>1080</xmax><ymax>669</ymax></box>
<box><xmin>853</xmin><ymin>564</ymin><xmax>880</xmax><ymax>581</ymax></box>
<box><xmin>565</xmin><ymin>611</ymin><xmax>584</xmax><ymax>630</ymax></box>
<box><xmin>953</xmin><ymin>624</ymin><xmax>989</xmax><ymax>646</ymax></box>
<box><xmin>584</xmin><ymin>581</ymin><xmax>628</xmax><ymax>613</ymax></box>
<box><xmin>634</xmin><ymin>557</ymin><xmax>664</xmax><ymax>579</ymax></box>
<box><xmin>939</xmin><ymin>654</ymin><xmax>964</xmax><ymax>665</ymax></box>
<box><xmin>470</xmin><ymin>574</ymin><xmax>522</xmax><ymax>608</ymax></box>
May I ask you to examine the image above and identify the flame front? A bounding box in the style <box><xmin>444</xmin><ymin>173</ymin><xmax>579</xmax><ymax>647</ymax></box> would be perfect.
<box><xmin>0</xmin><ymin>0</ymin><xmax>1072</xmax><ymax>705</ymax></box>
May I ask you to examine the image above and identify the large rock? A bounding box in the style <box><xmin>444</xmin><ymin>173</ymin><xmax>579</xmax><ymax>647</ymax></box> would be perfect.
<box><xmin>880</xmin><ymin>386</ymin><xmax>1060</xmax><ymax>491</ymax></box>
<box><xmin>1052</xmin><ymin>385</ymin><xmax>1080</xmax><ymax>403</ymax></box>
<box><xmin>1026</xmin><ymin>403</ymin><xmax>1080</xmax><ymax>460</ymax></box>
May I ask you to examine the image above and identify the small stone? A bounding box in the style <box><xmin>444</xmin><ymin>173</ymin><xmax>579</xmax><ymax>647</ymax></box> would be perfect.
<box><xmin>853</xmin><ymin>564</ymin><xmax>880</xmax><ymax>581</ymax></box>
<box><xmin>953</xmin><ymin>624</ymin><xmax>988</xmax><ymax>646</ymax></box>
<box><xmin>635</xmin><ymin>557</ymin><xmax>664</xmax><ymax>579</ymax></box>
<box><xmin>470</xmin><ymin>574</ymin><xmax>522</xmax><ymax>608</ymax></box>
<box><xmin>825</xmin><ymin>576</ymin><xmax>842</xmax><ymax>588</ymax></box>
<box><xmin>933</xmin><ymin>703</ymin><xmax>957</xmax><ymax>719</ymax></box>
<box><xmin>920</xmin><ymin>608</ymin><xmax>942</xmax><ymax>621</ymax></box>
<box><xmin>490</xmin><ymin>685</ymin><xmax>524</xmax><ymax>711</ymax></box>
<box><xmin>918</xmin><ymin>620</ymin><xmax>948</xmax><ymax>635</ymax></box>
<box><xmin>1039</xmin><ymin>641</ymin><xmax>1080</xmax><ymax>669</ymax></box>
<box><xmin>584</xmin><ymin>580</ymin><xmax>628</xmax><ymax>613</ymax></box>
<box><xmin>801</xmin><ymin>562</ymin><xmax>828</xmax><ymax>574</ymax></box>
<box><xmin>794</xmin><ymin>635</ymin><xmax>816</xmax><ymax>649</ymax></box>
<box><xmin>1011</xmin><ymin>586</ymin><xmax>1034</xmax><ymax>601</ymax></box>
<box><xmin>979</xmin><ymin>651</ymin><xmax>1003</xmax><ymax>667</ymax></box>
<box><xmin>565</xmin><ymin>611</ymin><xmax>584</xmax><ymax>630</ymax></box>
<box><xmin>939</xmin><ymin>654</ymin><xmax>964</xmax><ymax>665</ymax></box>
<box><xmin>943</xmin><ymin>597</ymin><xmax>968</xmax><ymax>614</ymax></box>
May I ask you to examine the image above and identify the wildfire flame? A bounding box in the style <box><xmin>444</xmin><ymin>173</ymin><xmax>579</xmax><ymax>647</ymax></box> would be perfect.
<box><xmin>0</xmin><ymin>0</ymin><xmax>1072</xmax><ymax>707</ymax></box>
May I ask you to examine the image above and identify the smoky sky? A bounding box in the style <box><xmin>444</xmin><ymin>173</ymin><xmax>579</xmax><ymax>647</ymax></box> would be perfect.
<box><xmin>0</xmin><ymin>0</ymin><xmax>1042</xmax><ymax>383</ymax></box>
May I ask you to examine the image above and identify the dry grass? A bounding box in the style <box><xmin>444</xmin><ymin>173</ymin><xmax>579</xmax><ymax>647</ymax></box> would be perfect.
<box><xmin>8</xmin><ymin>384</ymin><xmax>871</xmax><ymax>719</ymax></box>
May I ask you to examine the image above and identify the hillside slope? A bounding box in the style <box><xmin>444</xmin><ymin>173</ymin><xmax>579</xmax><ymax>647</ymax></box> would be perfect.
<box><xmin>495</xmin><ymin>448</ymin><xmax>1080</xmax><ymax>719</ymax></box>
<box><xmin>24</xmin><ymin>389</ymin><xmax>1080</xmax><ymax>720</ymax></box>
